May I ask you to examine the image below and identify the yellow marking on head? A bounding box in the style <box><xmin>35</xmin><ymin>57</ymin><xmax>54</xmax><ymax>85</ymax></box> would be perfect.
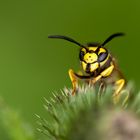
<box><xmin>98</xmin><ymin>48</ymin><xmax>106</xmax><ymax>54</ymax></box>
<box><xmin>81</xmin><ymin>48</ymin><xmax>87</xmax><ymax>53</ymax></box>
<box><xmin>90</xmin><ymin>62</ymin><xmax>99</xmax><ymax>72</ymax></box>
<box><xmin>81</xmin><ymin>61</ymin><xmax>87</xmax><ymax>72</ymax></box>
<box><xmin>84</xmin><ymin>53</ymin><xmax>97</xmax><ymax>63</ymax></box>
<box><xmin>81</xmin><ymin>61</ymin><xmax>99</xmax><ymax>73</ymax></box>
<box><xmin>88</xmin><ymin>47</ymin><xmax>98</xmax><ymax>51</ymax></box>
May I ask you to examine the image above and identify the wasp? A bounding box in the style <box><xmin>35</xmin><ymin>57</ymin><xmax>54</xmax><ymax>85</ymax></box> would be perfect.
<box><xmin>48</xmin><ymin>33</ymin><xmax>127</xmax><ymax>102</ymax></box>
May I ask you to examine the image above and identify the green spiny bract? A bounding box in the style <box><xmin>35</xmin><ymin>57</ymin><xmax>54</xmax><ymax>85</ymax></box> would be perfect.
<box><xmin>37</xmin><ymin>83</ymin><xmax>140</xmax><ymax>140</ymax></box>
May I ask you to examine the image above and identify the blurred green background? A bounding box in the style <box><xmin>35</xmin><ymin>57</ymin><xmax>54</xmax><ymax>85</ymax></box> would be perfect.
<box><xmin>0</xmin><ymin>0</ymin><xmax>140</xmax><ymax>139</ymax></box>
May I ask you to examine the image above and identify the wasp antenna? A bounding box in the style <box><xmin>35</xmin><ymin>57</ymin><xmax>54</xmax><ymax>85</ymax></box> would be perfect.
<box><xmin>101</xmin><ymin>33</ymin><xmax>125</xmax><ymax>46</ymax></box>
<box><xmin>48</xmin><ymin>35</ymin><xmax>85</xmax><ymax>48</ymax></box>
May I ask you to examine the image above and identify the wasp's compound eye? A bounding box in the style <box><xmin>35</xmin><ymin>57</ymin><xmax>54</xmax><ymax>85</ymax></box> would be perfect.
<box><xmin>98</xmin><ymin>52</ymin><xmax>108</xmax><ymax>62</ymax></box>
<box><xmin>79</xmin><ymin>51</ymin><xmax>85</xmax><ymax>61</ymax></box>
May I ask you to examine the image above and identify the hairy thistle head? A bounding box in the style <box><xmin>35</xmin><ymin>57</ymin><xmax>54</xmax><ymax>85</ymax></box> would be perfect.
<box><xmin>37</xmin><ymin>83</ymin><xmax>140</xmax><ymax>140</ymax></box>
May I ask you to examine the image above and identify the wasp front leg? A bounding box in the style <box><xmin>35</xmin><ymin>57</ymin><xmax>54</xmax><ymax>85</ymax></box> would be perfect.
<box><xmin>92</xmin><ymin>64</ymin><xmax>114</xmax><ymax>84</ymax></box>
<box><xmin>68</xmin><ymin>69</ymin><xmax>79</xmax><ymax>95</ymax></box>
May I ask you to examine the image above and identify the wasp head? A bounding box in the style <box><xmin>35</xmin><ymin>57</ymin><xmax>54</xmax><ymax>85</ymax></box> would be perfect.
<box><xmin>79</xmin><ymin>45</ymin><xmax>109</xmax><ymax>74</ymax></box>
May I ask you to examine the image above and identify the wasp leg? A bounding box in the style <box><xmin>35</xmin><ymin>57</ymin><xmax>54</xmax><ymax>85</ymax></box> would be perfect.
<box><xmin>120</xmin><ymin>89</ymin><xmax>130</xmax><ymax>107</ymax></box>
<box><xmin>68</xmin><ymin>69</ymin><xmax>92</xmax><ymax>95</ymax></box>
<box><xmin>68</xmin><ymin>69</ymin><xmax>79</xmax><ymax>96</ymax></box>
<box><xmin>113</xmin><ymin>79</ymin><xmax>125</xmax><ymax>103</ymax></box>
<box><xmin>92</xmin><ymin>64</ymin><xmax>114</xmax><ymax>84</ymax></box>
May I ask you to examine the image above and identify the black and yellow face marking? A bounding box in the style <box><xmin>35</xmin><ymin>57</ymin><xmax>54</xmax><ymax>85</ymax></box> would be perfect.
<box><xmin>79</xmin><ymin>46</ymin><xmax>109</xmax><ymax>73</ymax></box>
<box><xmin>48</xmin><ymin>33</ymin><xmax>128</xmax><ymax>104</ymax></box>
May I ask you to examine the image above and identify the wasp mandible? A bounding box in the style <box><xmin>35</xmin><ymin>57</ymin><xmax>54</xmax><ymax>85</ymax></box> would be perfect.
<box><xmin>48</xmin><ymin>33</ymin><xmax>126</xmax><ymax>101</ymax></box>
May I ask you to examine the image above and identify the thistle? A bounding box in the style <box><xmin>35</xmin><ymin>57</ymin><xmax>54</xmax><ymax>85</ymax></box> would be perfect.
<box><xmin>37</xmin><ymin>82</ymin><xmax>140</xmax><ymax>140</ymax></box>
